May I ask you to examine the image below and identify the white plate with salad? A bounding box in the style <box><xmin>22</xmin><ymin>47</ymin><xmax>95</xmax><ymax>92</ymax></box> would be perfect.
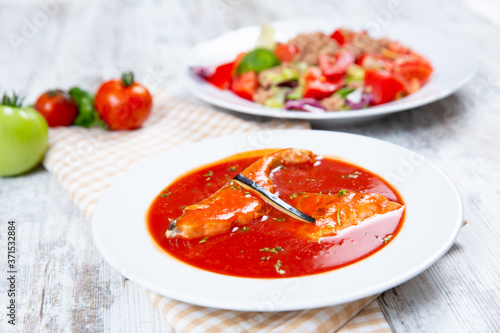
<box><xmin>186</xmin><ymin>18</ymin><xmax>477</xmax><ymax>125</ymax></box>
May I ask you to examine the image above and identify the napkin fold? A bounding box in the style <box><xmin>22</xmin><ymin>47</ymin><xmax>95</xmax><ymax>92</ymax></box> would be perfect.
<box><xmin>43</xmin><ymin>90</ymin><xmax>391</xmax><ymax>333</ymax></box>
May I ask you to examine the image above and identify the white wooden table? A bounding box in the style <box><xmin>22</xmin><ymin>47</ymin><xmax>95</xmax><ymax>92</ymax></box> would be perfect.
<box><xmin>1</xmin><ymin>0</ymin><xmax>499</xmax><ymax>332</ymax></box>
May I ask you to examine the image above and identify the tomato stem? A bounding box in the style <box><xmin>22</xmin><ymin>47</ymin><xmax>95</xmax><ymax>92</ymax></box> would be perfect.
<box><xmin>47</xmin><ymin>89</ymin><xmax>62</xmax><ymax>97</ymax></box>
<box><xmin>121</xmin><ymin>72</ymin><xmax>134</xmax><ymax>87</ymax></box>
<box><xmin>1</xmin><ymin>92</ymin><xmax>24</xmax><ymax>107</ymax></box>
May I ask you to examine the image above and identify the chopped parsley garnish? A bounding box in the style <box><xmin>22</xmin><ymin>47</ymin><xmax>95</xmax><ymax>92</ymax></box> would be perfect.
<box><xmin>245</xmin><ymin>192</ymin><xmax>250</xmax><ymax>195</ymax></box>
<box><xmin>261</xmin><ymin>256</ymin><xmax>270</xmax><ymax>260</ymax></box>
<box><xmin>259</xmin><ymin>246</ymin><xmax>283</xmax><ymax>253</ymax></box>
<box><xmin>242</xmin><ymin>226</ymin><xmax>249</xmax><ymax>231</ymax></box>
<box><xmin>338</xmin><ymin>189</ymin><xmax>346</xmax><ymax>197</ymax></box>
<box><xmin>205</xmin><ymin>177</ymin><xmax>211</xmax><ymax>181</ymax></box>
<box><xmin>206</xmin><ymin>183</ymin><xmax>211</xmax><ymax>186</ymax></box>
<box><xmin>160</xmin><ymin>189</ymin><xmax>171</xmax><ymax>197</ymax></box>
<box><xmin>204</xmin><ymin>170</ymin><xmax>214</xmax><ymax>177</ymax></box>
<box><xmin>273</xmin><ymin>217</ymin><xmax>285</xmax><ymax>222</ymax></box>
<box><xmin>337</xmin><ymin>209</ymin><xmax>341</xmax><ymax>226</ymax></box>
<box><xmin>180</xmin><ymin>205</ymin><xmax>186</xmax><ymax>210</ymax></box>
<box><xmin>290</xmin><ymin>193</ymin><xmax>299</xmax><ymax>199</ymax></box>
<box><xmin>327</xmin><ymin>225</ymin><xmax>333</xmax><ymax>229</ymax></box>
<box><xmin>275</xmin><ymin>260</ymin><xmax>285</xmax><ymax>274</ymax></box>
<box><xmin>199</xmin><ymin>236</ymin><xmax>209</xmax><ymax>243</ymax></box>
<box><xmin>228</xmin><ymin>166</ymin><xmax>237</xmax><ymax>172</ymax></box>
<box><xmin>238</xmin><ymin>186</ymin><xmax>242</xmax><ymax>190</ymax></box>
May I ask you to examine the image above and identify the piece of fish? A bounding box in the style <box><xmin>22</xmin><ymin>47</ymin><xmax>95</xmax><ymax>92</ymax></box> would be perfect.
<box><xmin>289</xmin><ymin>190</ymin><xmax>404</xmax><ymax>240</ymax></box>
<box><xmin>166</xmin><ymin>148</ymin><xmax>316</xmax><ymax>239</ymax></box>
<box><xmin>166</xmin><ymin>149</ymin><xmax>403</xmax><ymax>240</ymax></box>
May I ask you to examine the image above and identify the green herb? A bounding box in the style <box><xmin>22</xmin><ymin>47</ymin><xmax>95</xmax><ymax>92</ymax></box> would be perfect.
<box><xmin>180</xmin><ymin>205</ymin><xmax>186</xmax><ymax>210</ymax></box>
<box><xmin>206</xmin><ymin>183</ymin><xmax>211</xmax><ymax>186</ymax></box>
<box><xmin>238</xmin><ymin>186</ymin><xmax>241</xmax><ymax>190</ymax></box>
<box><xmin>204</xmin><ymin>170</ymin><xmax>213</xmax><ymax>177</ymax></box>
<box><xmin>236</xmin><ymin>48</ymin><xmax>280</xmax><ymax>74</ymax></box>
<box><xmin>337</xmin><ymin>209</ymin><xmax>341</xmax><ymax>226</ymax></box>
<box><xmin>261</xmin><ymin>256</ymin><xmax>270</xmax><ymax>260</ymax></box>
<box><xmin>290</xmin><ymin>193</ymin><xmax>299</xmax><ymax>199</ymax></box>
<box><xmin>231</xmin><ymin>185</ymin><xmax>236</xmax><ymax>189</ymax></box>
<box><xmin>245</xmin><ymin>192</ymin><xmax>250</xmax><ymax>195</ymax></box>
<box><xmin>275</xmin><ymin>260</ymin><xmax>285</xmax><ymax>274</ymax></box>
<box><xmin>338</xmin><ymin>189</ymin><xmax>346</xmax><ymax>197</ymax></box>
<box><xmin>327</xmin><ymin>225</ymin><xmax>333</xmax><ymax>229</ymax></box>
<box><xmin>160</xmin><ymin>190</ymin><xmax>171</xmax><ymax>197</ymax></box>
<box><xmin>228</xmin><ymin>166</ymin><xmax>237</xmax><ymax>172</ymax></box>
<box><xmin>69</xmin><ymin>87</ymin><xmax>103</xmax><ymax>128</ymax></box>
<box><xmin>336</xmin><ymin>87</ymin><xmax>356</xmax><ymax>98</ymax></box>
<box><xmin>199</xmin><ymin>236</ymin><xmax>209</xmax><ymax>243</ymax></box>
<box><xmin>260</xmin><ymin>246</ymin><xmax>283</xmax><ymax>253</ymax></box>
<box><xmin>242</xmin><ymin>226</ymin><xmax>249</xmax><ymax>231</ymax></box>
<box><xmin>205</xmin><ymin>177</ymin><xmax>211</xmax><ymax>181</ymax></box>
<box><xmin>273</xmin><ymin>217</ymin><xmax>285</xmax><ymax>222</ymax></box>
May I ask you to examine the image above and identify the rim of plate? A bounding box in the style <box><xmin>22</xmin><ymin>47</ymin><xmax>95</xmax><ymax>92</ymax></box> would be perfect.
<box><xmin>91</xmin><ymin>130</ymin><xmax>463</xmax><ymax>311</ymax></box>
<box><xmin>185</xmin><ymin>18</ymin><xmax>477</xmax><ymax>120</ymax></box>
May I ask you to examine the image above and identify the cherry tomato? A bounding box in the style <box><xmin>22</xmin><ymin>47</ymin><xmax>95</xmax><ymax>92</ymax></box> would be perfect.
<box><xmin>393</xmin><ymin>54</ymin><xmax>433</xmax><ymax>94</ymax></box>
<box><xmin>232</xmin><ymin>52</ymin><xmax>246</xmax><ymax>75</ymax></box>
<box><xmin>230</xmin><ymin>71</ymin><xmax>258</xmax><ymax>100</ymax></box>
<box><xmin>275</xmin><ymin>43</ymin><xmax>298</xmax><ymax>62</ymax></box>
<box><xmin>330</xmin><ymin>29</ymin><xmax>347</xmax><ymax>45</ymax></box>
<box><xmin>365</xmin><ymin>69</ymin><xmax>404</xmax><ymax>105</ymax></box>
<box><xmin>94</xmin><ymin>72</ymin><xmax>152</xmax><ymax>130</ymax></box>
<box><xmin>34</xmin><ymin>90</ymin><xmax>78</xmax><ymax>127</ymax></box>
<box><xmin>318</xmin><ymin>51</ymin><xmax>355</xmax><ymax>81</ymax></box>
<box><xmin>303</xmin><ymin>67</ymin><xmax>344</xmax><ymax>100</ymax></box>
<box><xmin>206</xmin><ymin>62</ymin><xmax>235</xmax><ymax>89</ymax></box>
<box><xmin>357</xmin><ymin>54</ymin><xmax>393</xmax><ymax>72</ymax></box>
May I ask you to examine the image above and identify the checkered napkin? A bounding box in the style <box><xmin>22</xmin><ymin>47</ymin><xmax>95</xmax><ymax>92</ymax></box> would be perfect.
<box><xmin>43</xmin><ymin>90</ymin><xmax>392</xmax><ymax>333</ymax></box>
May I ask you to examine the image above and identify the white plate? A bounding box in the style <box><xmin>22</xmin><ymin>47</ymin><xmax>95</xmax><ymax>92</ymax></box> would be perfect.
<box><xmin>186</xmin><ymin>18</ymin><xmax>477</xmax><ymax>125</ymax></box>
<box><xmin>92</xmin><ymin>130</ymin><xmax>463</xmax><ymax>311</ymax></box>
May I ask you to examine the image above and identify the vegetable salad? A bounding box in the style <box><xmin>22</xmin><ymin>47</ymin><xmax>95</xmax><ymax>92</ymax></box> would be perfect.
<box><xmin>191</xmin><ymin>26</ymin><xmax>433</xmax><ymax>112</ymax></box>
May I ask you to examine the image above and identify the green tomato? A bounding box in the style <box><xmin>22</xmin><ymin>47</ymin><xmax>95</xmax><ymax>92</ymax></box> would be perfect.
<box><xmin>0</xmin><ymin>105</ymin><xmax>48</xmax><ymax>177</ymax></box>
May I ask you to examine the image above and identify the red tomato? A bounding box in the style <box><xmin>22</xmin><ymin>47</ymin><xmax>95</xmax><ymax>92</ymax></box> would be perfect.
<box><xmin>365</xmin><ymin>70</ymin><xmax>404</xmax><ymax>105</ymax></box>
<box><xmin>330</xmin><ymin>29</ymin><xmax>347</xmax><ymax>45</ymax></box>
<box><xmin>358</xmin><ymin>54</ymin><xmax>393</xmax><ymax>72</ymax></box>
<box><xmin>232</xmin><ymin>52</ymin><xmax>246</xmax><ymax>75</ymax></box>
<box><xmin>303</xmin><ymin>67</ymin><xmax>343</xmax><ymax>100</ymax></box>
<box><xmin>206</xmin><ymin>62</ymin><xmax>234</xmax><ymax>89</ymax></box>
<box><xmin>275</xmin><ymin>43</ymin><xmax>298</xmax><ymax>62</ymax></box>
<box><xmin>230</xmin><ymin>71</ymin><xmax>258</xmax><ymax>100</ymax></box>
<box><xmin>393</xmin><ymin>56</ymin><xmax>433</xmax><ymax>94</ymax></box>
<box><xmin>318</xmin><ymin>51</ymin><xmax>355</xmax><ymax>81</ymax></box>
<box><xmin>94</xmin><ymin>72</ymin><xmax>152</xmax><ymax>130</ymax></box>
<box><xmin>34</xmin><ymin>90</ymin><xmax>78</xmax><ymax>127</ymax></box>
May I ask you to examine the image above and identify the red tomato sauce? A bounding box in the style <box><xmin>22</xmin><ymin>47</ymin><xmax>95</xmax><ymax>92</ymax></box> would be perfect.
<box><xmin>147</xmin><ymin>150</ymin><xmax>404</xmax><ymax>278</ymax></box>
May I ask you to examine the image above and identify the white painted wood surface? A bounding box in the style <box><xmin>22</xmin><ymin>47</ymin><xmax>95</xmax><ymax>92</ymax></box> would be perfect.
<box><xmin>1</xmin><ymin>0</ymin><xmax>499</xmax><ymax>332</ymax></box>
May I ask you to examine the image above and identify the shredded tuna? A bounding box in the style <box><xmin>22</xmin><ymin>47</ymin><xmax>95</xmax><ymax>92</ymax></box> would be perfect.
<box><xmin>288</xmin><ymin>32</ymin><xmax>340</xmax><ymax>65</ymax></box>
<box><xmin>320</xmin><ymin>94</ymin><xmax>345</xmax><ymax>111</ymax></box>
